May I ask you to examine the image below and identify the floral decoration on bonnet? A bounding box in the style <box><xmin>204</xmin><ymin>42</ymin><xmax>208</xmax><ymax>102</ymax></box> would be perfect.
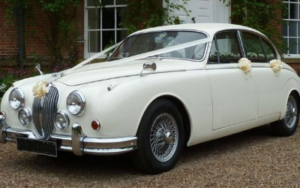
<box><xmin>269</xmin><ymin>59</ymin><xmax>282</xmax><ymax>75</ymax></box>
<box><xmin>32</xmin><ymin>81</ymin><xmax>49</xmax><ymax>99</ymax></box>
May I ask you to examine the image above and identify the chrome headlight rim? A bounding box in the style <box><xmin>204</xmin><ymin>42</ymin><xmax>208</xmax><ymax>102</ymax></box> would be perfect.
<box><xmin>18</xmin><ymin>108</ymin><xmax>32</xmax><ymax>126</ymax></box>
<box><xmin>54</xmin><ymin>111</ymin><xmax>70</xmax><ymax>130</ymax></box>
<box><xmin>66</xmin><ymin>90</ymin><xmax>86</xmax><ymax>116</ymax></box>
<box><xmin>9</xmin><ymin>88</ymin><xmax>25</xmax><ymax>110</ymax></box>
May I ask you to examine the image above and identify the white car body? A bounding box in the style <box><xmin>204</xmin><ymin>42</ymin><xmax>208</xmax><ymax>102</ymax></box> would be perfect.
<box><xmin>1</xmin><ymin>23</ymin><xmax>300</xmax><ymax>173</ymax></box>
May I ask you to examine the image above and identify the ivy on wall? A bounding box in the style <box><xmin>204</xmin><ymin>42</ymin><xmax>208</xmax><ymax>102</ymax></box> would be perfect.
<box><xmin>5</xmin><ymin>0</ymin><xmax>80</xmax><ymax>64</ymax></box>
<box><xmin>220</xmin><ymin>0</ymin><xmax>286</xmax><ymax>52</ymax></box>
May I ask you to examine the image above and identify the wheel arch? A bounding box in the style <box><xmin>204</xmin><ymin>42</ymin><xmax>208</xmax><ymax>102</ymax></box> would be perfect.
<box><xmin>280</xmin><ymin>78</ymin><xmax>300</xmax><ymax>119</ymax></box>
<box><xmin>138</xmin><ymin>95</ymin><xmax>192</xmax><ymax>146</ymax></box>
<box><xmin>290</xmin><ymin>90</ymin><xmax>300</xmax><ymax>110</ymax></box>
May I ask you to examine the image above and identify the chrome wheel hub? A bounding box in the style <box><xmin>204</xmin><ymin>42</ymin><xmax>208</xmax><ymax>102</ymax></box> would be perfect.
<box><xmin>150</xmin><ymin>113</ymin><xmax>179</xmax><ymax>162</ymax></box>
<box><xmin>285</xmin><ymin>96</ymin><xmax>298</xmax><ymax>128</ymax></box>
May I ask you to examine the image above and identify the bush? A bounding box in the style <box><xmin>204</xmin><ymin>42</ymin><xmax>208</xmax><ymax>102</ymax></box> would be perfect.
<box><xmin>0</xmin><ymin>75</ymin><xmax>15</xmax><ymax>102</ymax></box>
<box><xmin>0</xmin><ymin>67</ymin><xmax>36</xmax><ymax>102</ymax></box>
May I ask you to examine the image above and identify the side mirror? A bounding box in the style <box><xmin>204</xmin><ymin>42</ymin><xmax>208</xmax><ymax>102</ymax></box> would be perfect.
<box><xmin>140</xmin><ymin>62</ymin><xmax>157</xmax><ymax>76</ymax></box>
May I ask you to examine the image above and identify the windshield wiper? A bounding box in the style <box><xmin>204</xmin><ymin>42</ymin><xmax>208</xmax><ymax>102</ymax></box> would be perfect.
<box><xmin>140</xmin><ymin>55</ymin><xmax>162</xmax><ymax>60</ymax></box>
<box><xmin>108</xmin><ymin>57</ymin><xmax>123</xmax><ymax>61</ymax></box>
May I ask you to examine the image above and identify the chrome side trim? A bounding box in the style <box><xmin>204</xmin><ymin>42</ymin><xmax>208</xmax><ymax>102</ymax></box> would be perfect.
<box><xmin>205</xmin><ymin>64</ymin><xmax>295</xmax><ymax>72</ymax></box>
<box><xmin>84</xmin><ymin>148</ymin><xmax>135</xmax><ymax>155</ymax></box>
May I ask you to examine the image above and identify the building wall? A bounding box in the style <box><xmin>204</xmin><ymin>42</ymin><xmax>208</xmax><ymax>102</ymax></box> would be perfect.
<box><xmin>0</xmin><ymin>1</ymin><xmax>85</xmax><ymax>61</ymax></box>
<box><xmin>76</xmin><ymin>0</ymin><xmax>85</xmax><ymax>60</ymax></box>
<box><xmin>0</xmin><ymin>1</ymin><xmax>18</xmax><ymax>58</ymax></box>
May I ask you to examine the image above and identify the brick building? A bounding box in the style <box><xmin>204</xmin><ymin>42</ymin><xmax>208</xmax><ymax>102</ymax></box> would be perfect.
<box><xmin>0</xmin><ymin>0</ymin><xmax>299</xmax><ymax>70</ymax></box>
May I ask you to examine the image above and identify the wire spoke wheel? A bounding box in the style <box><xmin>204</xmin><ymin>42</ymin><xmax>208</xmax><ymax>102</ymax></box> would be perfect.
<box><xmin>150</xmin><ymin>113</ymin><xmax>179</xmax><ymax>162</ymax></box>
<box><xmin>271</xmin><ymin>93</ymin><xmax>299</xmax><ymax>137</ymax></box>
<box><xmin>134</xmin><ymin>99</ymin><xmax>184</xmax><ymax>174</ymax></box>
<box><xmin>284</xmin><ymin>96</ymin><xmax>298</xmax><ymax>128</ymax></box>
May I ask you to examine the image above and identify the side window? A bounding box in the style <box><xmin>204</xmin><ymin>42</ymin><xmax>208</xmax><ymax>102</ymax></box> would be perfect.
<box><xmin>261</xmin><ymin>39</ymin><xmax>276</xmax><ymax>61</ymax></box>
<box><xmin>242</xmin><ymin>32</ymin><xmax>267</xmax><ymax>62</ymax></box>
<box><xmin>215</xmin><ymin>31</ymin><xmax>242</xmax><ymax>63</ymax></box>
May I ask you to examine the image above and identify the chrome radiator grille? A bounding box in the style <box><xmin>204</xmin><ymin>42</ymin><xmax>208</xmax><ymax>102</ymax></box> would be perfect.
<box><xmin>32</xmin><ymin>86</ymin><xmax>59</xmax><ymax>139</ymax></box>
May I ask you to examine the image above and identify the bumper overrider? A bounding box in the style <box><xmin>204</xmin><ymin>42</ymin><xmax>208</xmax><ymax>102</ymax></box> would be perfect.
<box><xmin>0</xmin><ymin>114</ymin><xmax>138</xmax><ymax>156</ymax></box>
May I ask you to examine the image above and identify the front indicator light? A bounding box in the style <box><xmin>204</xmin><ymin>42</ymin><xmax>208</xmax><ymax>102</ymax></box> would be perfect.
<box><xmin>18</xmin><ymin>109</ymin><xmax>31</xmax><ymax>126</ymax></box>
<box><xmin>54</xmin><ymin>112</ymin><xmax>70</xmax><ymax>130</ymax></box>
<box><xmin>91</xmin><ymin>120</ymin><xmax>101</xmax><ymax>131</ymax></box>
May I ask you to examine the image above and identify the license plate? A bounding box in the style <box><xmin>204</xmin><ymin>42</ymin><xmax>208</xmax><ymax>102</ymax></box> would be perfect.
<box><xmin>16</xmin><ymin>138</ymin><xmax>57</xmax><ymax>157</ymax></box>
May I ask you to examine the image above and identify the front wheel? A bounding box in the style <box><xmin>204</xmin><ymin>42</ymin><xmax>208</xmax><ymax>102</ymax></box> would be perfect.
<box><xmin>271</xmin><ymin>93</ymin><xmax>299</xmax><ymax>136</ymax></box>
<box><xmin>133</xmin><ymin>99</ymin><xmax>185</xmax><ymax>174</ymax></box>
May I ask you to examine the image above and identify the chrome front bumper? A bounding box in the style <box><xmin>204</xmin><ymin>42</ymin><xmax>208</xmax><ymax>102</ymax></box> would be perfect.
<box><xmin>0</xmin><ymin>116</ymin><xmax>137</xmax><ymax>156</ymax></box>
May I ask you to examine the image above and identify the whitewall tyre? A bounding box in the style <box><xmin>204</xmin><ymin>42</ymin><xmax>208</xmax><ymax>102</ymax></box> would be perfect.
<box><xmin>133</xmin><ymin>99</ymin><xmax>185</xmax><ymax>174</ymax></box>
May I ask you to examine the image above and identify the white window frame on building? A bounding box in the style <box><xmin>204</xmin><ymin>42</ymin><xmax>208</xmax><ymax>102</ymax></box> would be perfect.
<box><xmin>283</xmin><ymin>0</ymin><xmax>300</xmax><ymax>58</ymax></box>
<box><xmin>84</xmin><ymin>0</ymin><xmax>127</xmax><ymax>59</ymax></box>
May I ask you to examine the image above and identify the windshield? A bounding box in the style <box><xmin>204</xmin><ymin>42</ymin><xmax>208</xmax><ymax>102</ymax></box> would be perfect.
<box><xmin>107</xmin><ymin>31</ymin><xmax>207</xmax><ymax>61</ymax></box>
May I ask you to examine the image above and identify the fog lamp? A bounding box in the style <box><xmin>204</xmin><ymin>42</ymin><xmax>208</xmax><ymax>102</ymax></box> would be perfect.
<box><xmin>0</xmin><ymin>111</ymin><xmax>6</xmax><ymax>120</ymax></box>
<box><xmin>18</xmin><ymin>109</ymin><xmax>32</xmax><ymax>126</ymax></box>
<box><xmin>54</xmin><ymin>112</ymin><xmax>70</xmax><ymax>130</ymax></box>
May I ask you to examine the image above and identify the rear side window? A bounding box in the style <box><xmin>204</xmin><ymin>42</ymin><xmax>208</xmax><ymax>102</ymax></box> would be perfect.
<box><xmin>261</xmin><ymin>39</ymin><xmax>276</xmax><ymax>61</ymax></box>
<box><xmin>242</xmin><ymin>32</ymin><xmax>266</xmax><ymax>62</ymax></box>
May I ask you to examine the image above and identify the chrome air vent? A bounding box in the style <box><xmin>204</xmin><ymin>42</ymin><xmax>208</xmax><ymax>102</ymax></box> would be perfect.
<box><xmin>32</xmin><ymin>86</ymin><xmax>59</xmax><ymax>139</ymax></box>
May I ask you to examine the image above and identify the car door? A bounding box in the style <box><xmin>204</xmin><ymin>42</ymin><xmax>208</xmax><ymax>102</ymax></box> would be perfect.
<box><xmin>241</xmin><ymin>31</ymin><xmax>282</xmax><ymax>118</ymax></box>
<box><xmin>206</xmin><ymin>30</ymin><xmax>259</xmax><ymax>130</ymax></box>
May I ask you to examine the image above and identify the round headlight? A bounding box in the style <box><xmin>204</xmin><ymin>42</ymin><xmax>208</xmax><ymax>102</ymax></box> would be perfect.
<box><xmin>54</xmin><ymin>112</ymin><xmax>69</xmax><ymax>130</ymax></box>
<box><xmin>9</xmin><ymin>88</ymin><xmax>25</xmax><ymax>110</ymax></box>
<box><xmin>18</xmin><ymin>109</ymin><xmax>31</xmax><ymax>126</ymax></box>
<box><xmin>66</xmin><ymin>91</ymin><xmax>86</xmax><ymax>116</ymax></box>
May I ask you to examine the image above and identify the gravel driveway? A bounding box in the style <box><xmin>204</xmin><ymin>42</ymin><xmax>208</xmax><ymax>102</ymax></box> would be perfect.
<box><xmin>1</xmin><ymin>124</ymin><xmax>300</xmax><ymax>187</ymax></box>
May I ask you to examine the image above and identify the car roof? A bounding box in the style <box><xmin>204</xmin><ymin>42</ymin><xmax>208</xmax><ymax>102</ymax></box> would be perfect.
<box><xmin>130</xmin><ymin>23</ymin><xmax>265</xmax><ymax>38</ymax></box>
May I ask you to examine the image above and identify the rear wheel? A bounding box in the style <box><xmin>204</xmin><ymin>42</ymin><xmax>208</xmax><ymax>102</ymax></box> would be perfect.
<box><xmin>133</xmin><ymin>99</ymin><xmax>184</xmax><ymax>174</ymax></box>
<box><xmin>271</xmin><ymin>93</ymin><xmax>299</xmax><ymax>136</ymax></box>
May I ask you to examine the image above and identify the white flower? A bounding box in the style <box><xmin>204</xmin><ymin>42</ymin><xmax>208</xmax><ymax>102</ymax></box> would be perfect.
<box><xmin>32</xmin><ymin>81</ymin><xmax>49</xmax><ymax>99</ymax></box>
<box><xmin>270</xmin><ymin>59</ymin><xmax>282</xmax><ymax>74</ymax></box>
<box><xmin>238</xmin><ymin>58</ymin><xmax>252</xmax><ymax>73</ymax></box>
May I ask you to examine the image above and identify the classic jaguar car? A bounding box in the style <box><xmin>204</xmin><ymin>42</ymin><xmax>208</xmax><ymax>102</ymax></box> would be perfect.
<box><xmin>1</xmin><ymin>23</ymin><xmax>300</xmax><ymax>174</ymax></box>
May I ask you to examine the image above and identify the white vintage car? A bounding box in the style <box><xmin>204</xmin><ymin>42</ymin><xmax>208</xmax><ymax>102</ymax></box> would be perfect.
<box><xmin>1</xmin><ymin>23</ymin><xmax>299</xmax><ymax>174</ymax></box>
